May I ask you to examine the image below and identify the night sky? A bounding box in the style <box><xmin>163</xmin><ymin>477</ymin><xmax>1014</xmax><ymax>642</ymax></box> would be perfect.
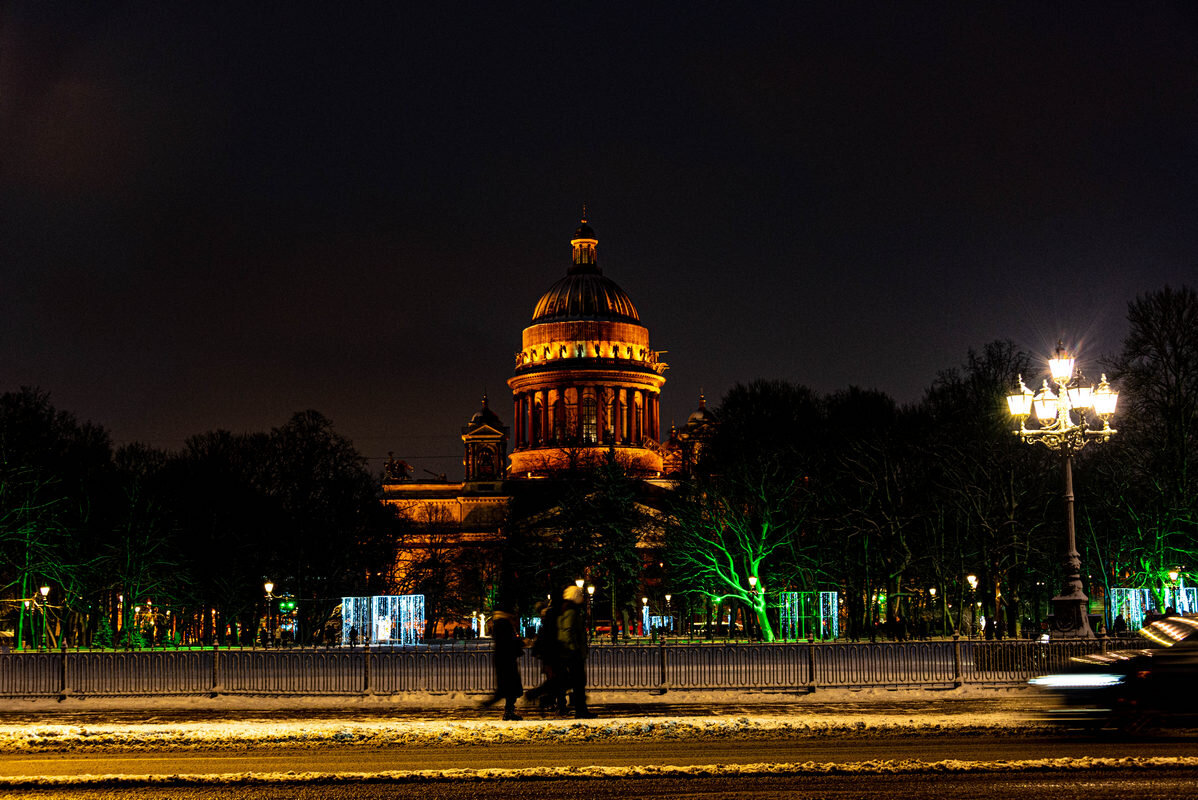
<box><xmin>3</xmin><ymin>4</ymin><xmax>1196</xmax><ymax>479</ymax></box>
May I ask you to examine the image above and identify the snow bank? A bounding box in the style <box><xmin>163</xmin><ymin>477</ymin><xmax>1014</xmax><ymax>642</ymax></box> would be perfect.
<box><xmin>0</xmin><ymin>709</ymin><xmax>1041</xmax><ymax>754</ymax></box>
<box><xmin>2</xmin><ymin>756</ymin><xmax>1198</xmax><ymax>788</ymax></box>
<box><xmin>0</xmin><ymin>683</ymin><xmax>1032</xmax><ymax>714</ymax></box>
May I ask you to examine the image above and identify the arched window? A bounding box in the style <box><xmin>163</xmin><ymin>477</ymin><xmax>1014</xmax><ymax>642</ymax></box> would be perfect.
<box><xmin>581</xmin><ymin>395</ymin><xmax>598</xmax><ymax>444</ymax></box>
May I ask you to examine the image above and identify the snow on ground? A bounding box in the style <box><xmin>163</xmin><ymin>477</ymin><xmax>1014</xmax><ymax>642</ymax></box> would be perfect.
<box><xmin>5</xmin><ymin>757</ymin><xmax>1198</xmax><ymax>788</ymax></box>
<box><xmin>0</xmin><ymin>687</ymin><xmax>1044</xmax><ymax>752</ymax></box>
<box><xmin>0</xmin><ymin>712</ymin><xmax>1042</xmax><ymax>752</ymax></box>
<box><xmin>0</xmin><ymin>683</ymin><xmax>1033</xmax><ymax>713</ymax></box>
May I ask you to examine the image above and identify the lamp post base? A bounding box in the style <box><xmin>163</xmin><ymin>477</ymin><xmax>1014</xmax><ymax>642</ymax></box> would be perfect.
<box><xmin>1048</xmin><ymin>594</ymin><xmax>1095</xmax><ymax>639</ymax></box>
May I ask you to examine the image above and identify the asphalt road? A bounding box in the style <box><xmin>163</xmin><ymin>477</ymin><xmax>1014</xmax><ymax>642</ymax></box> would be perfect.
<box><xmin>7</xmin><ymin>770</ymin><xmax>1198</xmax><ymax>800</ymax></box>
<box><xmin>4</xmin><ymin>698</ymin><xmax>1197</xmax><ymax>798</ymax></box>
<box><xmin>2</xmin><ymin>732</ymin><xmax>1198</xmax><ymax>777</ymax></box>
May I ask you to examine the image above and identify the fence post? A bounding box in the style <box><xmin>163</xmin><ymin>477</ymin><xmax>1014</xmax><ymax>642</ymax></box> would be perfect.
<box><xmin>212</xmin><ymin>644</ymin><xmax>220</xmax><ymax>694</ymax></box>
<box><xmin>658</xmin><ymin>640</ymin><xmax>667</xmax><ymax>692</ymax></box>
<box><xmin>363</xmin><ymin>642</ymin><xmax>372</xmax><ymax>694</ymax></box>
<box><xmin>806</xmin><ymin>634</ymin><xmax>816</xmax><ymax>693</ymax></box>
<box><xmin>59</xmin><ymin>638</ymin><xmax>69</xmax><ymax>697</ymax></box>
<box><xmin>952</xmin><ymin>633</ymin><xmax>963</xmax><ymax>687</ymax></box>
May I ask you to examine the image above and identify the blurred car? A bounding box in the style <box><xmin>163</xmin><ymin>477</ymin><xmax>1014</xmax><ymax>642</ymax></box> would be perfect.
<box><xmin>1029</xmin><ymin>615</ymin><xmax>1198</xmax><ymax>733</ymax></box>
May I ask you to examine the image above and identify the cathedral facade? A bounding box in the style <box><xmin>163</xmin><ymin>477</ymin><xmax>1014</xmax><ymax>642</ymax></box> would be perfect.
<box><xmin>383</xmin><ymin>214</ymin><xmax>708</xmax><ymax>629</ymax></box>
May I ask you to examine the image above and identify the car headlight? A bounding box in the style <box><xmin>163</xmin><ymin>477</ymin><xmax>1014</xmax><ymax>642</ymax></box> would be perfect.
<box><xmin>1028</xmin><ymin>673</ymin><xmax>1125</xmax><ymax>688</ymax></box>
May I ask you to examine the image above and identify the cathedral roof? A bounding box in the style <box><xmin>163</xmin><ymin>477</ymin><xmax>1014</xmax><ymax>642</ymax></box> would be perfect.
<box><xmin>464</xmin><ymin>395</ymin><xmax>504</xmax><ymax>432</ymax></box>
<box><xmin>531</xmin><ymin>272</ymin><xmax>641</xmax><ymax>323</ymax></box>
<box><xmin>530</xmin><ymin>215</ymin><xmax>641</xmax><ymax>324</ymax></box>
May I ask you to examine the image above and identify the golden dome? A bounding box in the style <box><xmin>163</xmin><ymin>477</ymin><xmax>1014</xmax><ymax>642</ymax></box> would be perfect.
<box><xmin>531</xmin><ymin>272</ymin><xmax>641</xmax><ymax>323</ymax></box>
<box><xmin>529</xmin><ymin>217</ymin><xmax>640</xmax><ymax>323</ymax></box>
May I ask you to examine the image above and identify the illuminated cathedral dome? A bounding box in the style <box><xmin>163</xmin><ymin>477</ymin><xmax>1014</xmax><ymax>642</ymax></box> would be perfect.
<box><xmin>531</xmin><ymin>272</ymin><xmax>640</xmax><ymax>323</ymax></box>
<box><xmin>529</xmin><ymin>213</ymin><xmax>640</xmax><ymax>323</ymax></box>
<box><xmin>508</xmin><ymin>212</ymin><xmax>667</xmax><ymax>478</ymax></box>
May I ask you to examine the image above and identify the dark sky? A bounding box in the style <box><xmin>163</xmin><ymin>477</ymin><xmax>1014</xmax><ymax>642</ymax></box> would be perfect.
<box><xmin>3</xmin><ymin>4</ymin><xmax>1196</xmax><ymax>479</ymax></box>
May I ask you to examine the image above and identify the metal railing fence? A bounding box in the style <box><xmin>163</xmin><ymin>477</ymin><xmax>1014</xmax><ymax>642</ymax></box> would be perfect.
<box><xmin>0</xmin><ymin>637</ymin><xmax>1117</xmax><ymax>698</ymax></box>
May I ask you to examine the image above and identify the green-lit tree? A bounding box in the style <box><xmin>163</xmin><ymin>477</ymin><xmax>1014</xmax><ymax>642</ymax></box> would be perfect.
<box><xmin>667</xmin><ymin>381</ymin><xmax>824</xmax><ymax>642</ymax></box>
<box><xmin>0</xmin><ymin>388</ymin><xmax>113</xmax><ymax>648</ymax></box>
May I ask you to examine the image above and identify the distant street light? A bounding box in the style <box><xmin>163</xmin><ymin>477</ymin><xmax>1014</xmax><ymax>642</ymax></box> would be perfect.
<box><xmin>264</xmin><ymin>581</ymin><xmax>275</xmax><ymax>647</ymax></box>
<box><xmin>39</xmin><ymin>585</ymin><xmax>50</xmax><ymax>650</ymax></box>
<box><xmin>586</xmin><ymin>584</ymin><xmax>595</xmax><ymax>639</ymax></box>
<box><xmin>965</xmin><ymin>575</ymin><xmax>978</xmax><ymax>637</ymax></box>
<box><xmin>1007</xmin><ymin>342</ymin><xmax>1118</xmax><ymax>639</ymax></box>
<box><xmin>929</xmin><ymin>587</ymin><xmax>940</xmax><ymax>637</ymax></box>
<box><xmin>747</xmin><ymin>577</ymin><xmax>760</xmax><ymax>640</ymax></box>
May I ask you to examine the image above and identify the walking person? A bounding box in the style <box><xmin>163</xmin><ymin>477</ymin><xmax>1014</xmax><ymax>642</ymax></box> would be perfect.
<box><xmin>482</xmin><ymin>609</ymin><xmax>524</xmax><ymax>720</ymax></box>
<box><xmin>558</xmin><ymin>585</ymin><xmax>595</xmax><ymax>718</ymax></box>
<box><xmin>526</xmin><ymin>599</ymin><xmax>567</xmax><ymax>714</ymax></box>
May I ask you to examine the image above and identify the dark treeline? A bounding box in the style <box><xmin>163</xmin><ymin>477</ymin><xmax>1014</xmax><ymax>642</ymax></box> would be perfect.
<box><xmin>2</xmin><ymin>285</ymin><xmax>1195</xmax><ymax>646</ymax></box>
<box><xmin>0</xmin><ymin>404</ymin><xmax>401</xmax><ymax>648</ymax></box>
<box><xmin>665</xmin><ymin>286</ymin><xmax>1197</xmax><ymax>640</ymax></box>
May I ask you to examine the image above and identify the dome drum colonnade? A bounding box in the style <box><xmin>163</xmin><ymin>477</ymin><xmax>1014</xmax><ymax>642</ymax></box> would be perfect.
<box><xmin>507</xmin><ymin>217</ymin><xmax>667</xmax><ymax>477</ymax></box>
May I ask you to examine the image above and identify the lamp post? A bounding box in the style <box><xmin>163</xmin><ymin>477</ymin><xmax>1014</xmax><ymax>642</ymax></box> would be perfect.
<box><xmin>39</xmin><ymin>585</ymin><xmax>50</xmax><ymax>650</ymax></box>
<box><xmin>641</xmin><ymin>596</ymin><xmax>649</xmax><ymax>638</ymax></box>
<box><xmin>747</xmin><ymin>576</ymin><xmax>759</xmax><ymax>640</ymax></box>
<box><xmin>264</xmin><ymin>581</ymin><xmax>275</xmax><ymax>647</ymax></box>
<box><xmin>664</xmin><ymin>593</ymin><xmax>672</xmax><ymax>636</ymax></box>
<box><xmin>1007</xmin><ymin>342</ymin><xmax>1118</xmax><ymax>639</ymax></box>
<box><xmin>928</xmin><ymin>587</ymin><xmax>938</xmax><ymax>638</ymax></box>
<box><xmin>966</xmin><ymin>575</ymin><xmax>978</xmax><ymax>637</ymax></box>
<box><xmin>586</xmin><ymin>584</ymin><xmax>595</xmax><ymax>640</ymax></box>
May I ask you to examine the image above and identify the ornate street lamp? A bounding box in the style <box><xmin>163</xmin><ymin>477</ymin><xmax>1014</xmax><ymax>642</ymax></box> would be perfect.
<box><xmin>1007</xmin><ymin>342</ymin><xmax>1118</xmax><ymax>639</ymax></box>
<box><xmin>747</xmin><ymin>576</ymin><xmax>760</xmax><ymax>640</ymax></box>
<box><xmin>264</xmin><ymin>581</ymin><xmax>275</xmax><ymax>647</ymax></box>
<box><xmin>586</xmin><ymin>584</ymin><xmax>595</xmax><ymax>640</ymax></box>
<box><xmin>39</xmin><ymin>585</ymin><xmax>50</xmax><ymax>650</ymax></box>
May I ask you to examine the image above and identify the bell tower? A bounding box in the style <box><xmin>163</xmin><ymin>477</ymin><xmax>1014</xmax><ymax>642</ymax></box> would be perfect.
<box><xmin>461</xmin><ymin>395</ymin><xmax>508</xmax><ymax>484</ymax></box>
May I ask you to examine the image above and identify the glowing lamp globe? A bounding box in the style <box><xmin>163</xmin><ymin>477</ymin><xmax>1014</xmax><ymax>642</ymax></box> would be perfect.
<box><xmin>1007</xmin><ymin>378</ymin><xmax>1033</xmax><ymax>418</ymax></box>
<box><xmin>1093</xmin><ymin>376</ymin><xmax>1119</xmax><ymax>417</ymax></box>
<box><xmin>1033</xmin><ymin>381</ymin><xmax>1058</xmax><ymax>423</ymax></box>
<box><xmin>1049</xmin><ymin>347</ymin><xmax>1075</xmax><ymax>385</ymax></box>
<box><xmin>1067</xmin><ymin>384</ymin><xmax>1094</xmax><ymax>410</ymax></box>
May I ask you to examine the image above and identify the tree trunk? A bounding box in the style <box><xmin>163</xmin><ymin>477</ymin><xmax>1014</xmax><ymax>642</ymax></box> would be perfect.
<box><xmin>753</xmin><ymin>598</ymin><xmax>775</xmax><ymax>642</ymax></box>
